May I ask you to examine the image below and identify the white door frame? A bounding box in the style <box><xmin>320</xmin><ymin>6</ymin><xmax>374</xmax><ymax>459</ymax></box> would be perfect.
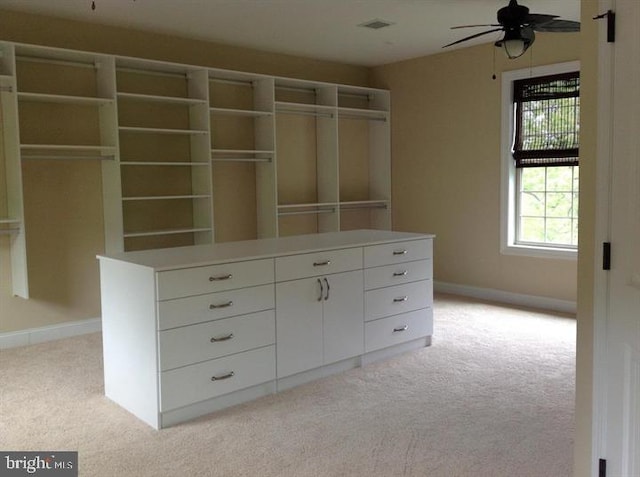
<box><xmin>592</xmin><ymin>0</ymin><xmax>627</xmax><ymax>474</ymax></box>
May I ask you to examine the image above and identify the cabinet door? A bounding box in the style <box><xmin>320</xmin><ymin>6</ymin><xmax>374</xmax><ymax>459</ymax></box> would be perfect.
<box><xmin>322</xmin><ymin>270</ymin><xmax>364</xmax><ymax>365</ymax></box>
<box><xmin>275</xmin><ymin>278</ymin><xmax>324</xmax><ymax>378</ymax></box>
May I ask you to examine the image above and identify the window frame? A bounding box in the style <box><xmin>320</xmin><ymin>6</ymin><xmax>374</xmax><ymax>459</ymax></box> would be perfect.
<box><xmin>500</xmin><ymin>61</ymin><xmax>580</xmax><ymax>260</ymax></box>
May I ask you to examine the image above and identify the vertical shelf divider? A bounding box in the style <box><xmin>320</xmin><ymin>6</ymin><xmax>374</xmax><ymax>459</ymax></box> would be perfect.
<box><xmin>98</xmin><ymin>55</ymin><xmax>123</xmax><ymax>254</ymax></box>
<box><xmin>188</xmin><ymin>68</ymin><xmax>214</xmax><ymax>245</ymax></box>
<box><xmin>0</xmin><ymin>42</ymin><xmax>29</xmax><ymax>298</ymax></box>
<box><xmin>368</xmin><ymin>91</ymin><xmax>391</xmax><ymax>230</ymax></box>
<box><xmin>316</xmin><ymin>85</ymin><xmax>339</xmax><ymax>233</ymax></box>
<box><xmin>255</xmin><ymin>77</ymin><xmax>277</xmax><ymax>239</ymax></box>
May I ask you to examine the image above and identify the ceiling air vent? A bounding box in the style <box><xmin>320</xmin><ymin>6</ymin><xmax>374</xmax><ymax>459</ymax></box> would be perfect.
<box><xmin>359</xmin><ymin>19</ymin><xmax>395</xmax><ymax>30</ymax></box>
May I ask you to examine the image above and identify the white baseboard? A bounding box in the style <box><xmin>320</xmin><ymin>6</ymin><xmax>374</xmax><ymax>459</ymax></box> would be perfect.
<box><xmin>0</xmin><ymin>317</ymin><xmax>102</xmax><ymax>350</ymax></box>
<box><xmin>434</xmin><ymin>281</ymin><xmax>577</xmax><ymax>315</ymax></box>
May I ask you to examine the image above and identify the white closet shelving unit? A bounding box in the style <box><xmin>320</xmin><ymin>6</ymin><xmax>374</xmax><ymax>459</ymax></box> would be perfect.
<box><xmin>114</xmin><ymin>57</ymin><xmax>213</xmax><ymax>252</ymax></box>
<box><xmin>0</xmin><ymin>42</ymin><xmax>117</xmax><ymax>298</ymax></box>
<box><xmin>0</xmin><ymin>40</ymin><xmax>390</xmax><ymax>298</ymax></box>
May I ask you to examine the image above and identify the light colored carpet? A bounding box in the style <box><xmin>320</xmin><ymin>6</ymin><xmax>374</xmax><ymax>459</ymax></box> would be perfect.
<box><xmin>0</xmin><ymin>294</ymin><xmax>576</xmax><ymax>476</ymax></box>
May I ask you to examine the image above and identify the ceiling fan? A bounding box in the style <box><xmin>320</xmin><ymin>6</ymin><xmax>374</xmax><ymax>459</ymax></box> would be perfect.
<box><xmin>443</xmin><ymin>0</ymin><xmax>580</xmax><ymax>59</ymax></box>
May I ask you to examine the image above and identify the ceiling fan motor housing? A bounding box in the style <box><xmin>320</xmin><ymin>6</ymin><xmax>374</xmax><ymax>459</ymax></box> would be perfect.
<box><xmin>498</xmin><ymin>0</ymin><xmax>530</xmax><ymax>28</ymax></box>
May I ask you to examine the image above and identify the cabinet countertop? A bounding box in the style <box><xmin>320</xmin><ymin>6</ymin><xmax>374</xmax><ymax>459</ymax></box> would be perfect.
<box><xmin>97</xmin><ymin>229</ymin><xmax>435</xmax><ymax>271</ymax></box>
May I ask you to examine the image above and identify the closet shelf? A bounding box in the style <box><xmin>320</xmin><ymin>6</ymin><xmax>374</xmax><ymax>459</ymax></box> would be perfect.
<box><xmin>211</xmin><ymin>148</ymin><xmax>273</xmax><ymax>155</ymax></box>
<box><xmin>117</xmin><ymin>92</ymin><xmax>207</xmax><ymax>106</ymax></box>
<box><xmin>122</xmin><ymin>194</ymin><xmax>212</xmax><ymax>201</ymax></box>
<box><xmin>340</xmin><ymin>200</ymin><xmax>389</xmax><ymax>210</ymax></box>
<box><xmin>278</xmin><ymin>202</ymin><xmax>337</xmax><ymax>217</ymax></box>
<box><xmin>120</xmin><ymin>161</ymin><xmax>210</xmax><ymax>167</ymax></box>
<box><xmin>123</xmin><ymin>226</ymin><xmax>212</xmax><ymax>238</ymax></box>
<box><xmin>337</xmin><ymin>107</ymin><xmax>388</xmax><ymax>121</ymax></box>
<box><xmin>275</xmin><ymin>101</ymin><xmax>336</xmax><ymax>116</ymax></box>
<box><xmin>17</xmin><ymin>92</ymin><xmax>114</xmax><ymax>105</ymax></box>
<box><xmin>210</xmin><ymin>107</ymin><xmax>272</xmax><ymax>117</ymax></box>
<box><xmin>20</xmin><ymin>145</ymin><xmax>116</xmax><ymax>161</ymax></box>
<box><xmin>0</xmin><ymin>218</ymin><xmax>21</xmax><ymax>236</ymax></box>
<box><xmin>119</xmin><ymin>126</ymin><xmax>208</xmax><ymax>135</ymax></box>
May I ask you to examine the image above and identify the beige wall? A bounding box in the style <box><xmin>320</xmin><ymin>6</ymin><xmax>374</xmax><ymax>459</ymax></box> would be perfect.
<box><xmin>371</xmin><ymin>34</ymin><xmax>581</xmax><ymax>303</ymax></box>
<box><xmin>0</xmin><ymin>9</ymin><xmax>369</xmax><ymax>333</ymax></box>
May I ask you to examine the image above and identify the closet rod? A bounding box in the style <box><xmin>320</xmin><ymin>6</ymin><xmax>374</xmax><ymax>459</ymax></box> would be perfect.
<box><xmin>338</xmin><ymin>113</ymin><xmax>387</xmax><ymax>122</ymax></box>
<box><xmin>209</xmin><ymin>77</ymin><xmax>254</xmax><ymax>87</ymax></box>
<box><xmin>116</xmin><ymin>66</ymin><xmax>187</xmax><ymax>79</ymax></box>
<box><xmin>338</xmin><ymin>91</ymin><xmax>372</xmax><ymax>100</ymax></box>
<box><xmin>340</xmin><ymin>203</ymin><xmax>387</xmax><ymax>210</ymax></box>
<box><xmin>0</xmin><ymin>228</ymin><xmax>20</xmax><ymax>235</ymax></box>
<box><xmin>278</xmin><ymin>208</ymin><xmax>335</xmax><ymax>217</ymax></box>
<box><xmin>276</xmin><ymin>109</ymin><xmax>334</xmax><ymax>119</ymax></box>
<box><xmin>275</xmin><ymin>85</ymin><xmax>317</xmax><ymax>94</ymax></box>
<box><xmin>16</xmin><ymin>55</ymin><xmax>97</xmax><ymax>69</ymax></box>
<box><xmin>21</xmin><ymin>154</ymin><xmax>116</xmax><ymax>161</ymax></box>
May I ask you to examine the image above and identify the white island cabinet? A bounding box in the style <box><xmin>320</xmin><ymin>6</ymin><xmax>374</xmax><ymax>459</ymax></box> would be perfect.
<box><xmin>98</xmin><ymin>230</ymin><xmax>434</xmax><ymax>429</ymax></box>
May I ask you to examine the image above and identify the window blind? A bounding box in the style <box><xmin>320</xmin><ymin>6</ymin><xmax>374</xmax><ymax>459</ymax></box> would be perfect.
<box><xmin>512</xmin><ymin>71</ymin><xmax>580</xmax><ymax>168</ymax></box>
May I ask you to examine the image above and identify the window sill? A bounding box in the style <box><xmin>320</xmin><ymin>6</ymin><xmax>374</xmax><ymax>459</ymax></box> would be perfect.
<box><xmin>501</xmin><ymin>244</ymin><xmax>578</xmax><ymax>261</ymax></box>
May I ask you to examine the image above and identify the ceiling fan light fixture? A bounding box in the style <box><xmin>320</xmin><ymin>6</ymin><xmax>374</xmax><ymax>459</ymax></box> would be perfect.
<box><xmin>495</xmin><ymin>28</ymin><xmax>531</xmax><ymax>59</ymax></box>
<box><xmin>503</xmin><ymin>38</ymin><xmax>527</xmax><ymax>58</ymax></box>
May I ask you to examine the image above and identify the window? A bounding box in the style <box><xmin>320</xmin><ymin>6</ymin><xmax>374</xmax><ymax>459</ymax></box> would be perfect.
<box><xmin>501</xmin><ymin>62</ymin><xmax>580</xmax><ymax>259</ymax></box>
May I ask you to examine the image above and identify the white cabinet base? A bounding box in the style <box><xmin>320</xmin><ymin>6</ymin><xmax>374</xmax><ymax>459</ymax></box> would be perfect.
<box><xmin>99</xmin><ymin>230</ymin><xmax>434</xmax><ymax>429</ymax></box>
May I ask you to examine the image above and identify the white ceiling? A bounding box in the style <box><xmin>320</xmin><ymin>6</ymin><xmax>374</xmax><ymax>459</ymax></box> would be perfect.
<box><xmin>0</xmin><ymin>0</ymin><xmax>580</xmax><ymax>67</ymax></box>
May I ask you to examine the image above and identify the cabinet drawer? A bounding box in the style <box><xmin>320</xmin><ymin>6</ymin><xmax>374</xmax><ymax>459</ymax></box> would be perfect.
<box><xmin>364</xmin><ymin>259</ymin><xmax>432</xmax><ymax>290</ymax></box>
<box><xmin>158</xmin><ymin>310</ymin><xmax>275</xmax><ymax>371</ymax></box>
<box><xmin>365</xmin><ymin>280</ymin><xmax>433</xmax><ymax>321</ymax></box>
<box><xmin>160</xmin><ymin>345</ymin><xmax>276</xmax><ymax>411</ymax></box>
<box><xmin>156</xmin><ymin>258</ymin><xmax>273</xmax><ymax>300</ymax></box>
<box><xmin>275</xmin><ymin>248</ymin><xmax>362</xmax><ymax>282</ymax></box>
<box><xmin>365</xmin><ymin>308</ymin><xmax>433</xmax><ymax>353</ymax></box>
<box><xmin>364</xmin><ymin>239</ymin><xmax>432</xmax><ymax>268</ymax></box>
<box><xmin>157</xmin><ymin>284</ymin><xmax>274</xmax><ymax>330</ymax></box>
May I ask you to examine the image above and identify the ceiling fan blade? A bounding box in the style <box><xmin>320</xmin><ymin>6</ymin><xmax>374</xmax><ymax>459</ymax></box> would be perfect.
<box><xmin>524</xmin><ymin>13</ymin><xmax>559</xmax><ymax>25</ymax></box>
<box><xmin>442</xmin><ymin>28</ymin><xmax>504</xmax><ymax>48</ymax></box>
<box><xmin>450</xmin><ymin>24</ymin><xmax>501</xmax><ymax>30</ymax></box>
<box><xmin>532</xmin><ymin>19</ymin><xmax>581</xmax><ymax>32</ymax></box>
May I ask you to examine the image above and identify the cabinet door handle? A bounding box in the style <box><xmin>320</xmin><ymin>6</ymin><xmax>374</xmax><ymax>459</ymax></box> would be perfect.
<box><xmin>209</xmin><ymin>300</ymin><xmax>233</xmax><ymax>309</ymax></box>
<box><xmin>393</xmin><ymin>296</ymin><xmax>408</xmax><ymax>303</ymax></box>
<box><xmin>323</xmin><ymin>277</ymin><xmax>330</xmax><ymax>301</ymax></box>
<box><xmin>393</xmin><ymin>249</ymin><xmax>408</xmax><ymax>256</ymax></box>
<box><xmin>317</xmin><ymin>278</ymin><xmax>324</xmax><ymax>302</ymax></box>
<box><xmin>209</xmin><ymin>273</ymin><xmax>232</xmax><ymax>281</ymax></box>
<box><xmin>393</xmin><ymin>325</ymin><xmax>408</xmax><ymax>333</ymax></box>
<box><xmin>211</xmin><ymin>371</ymin><xmax>235</xmax><ymax>381</ymax></box>
<box><xmin>210</xmin><ymin>333</ymin><xmax>234</xmax><ymax>343</ymax></box>
<box><xmin>313</xmin><ymin>260</ymin><xmax>331</xmax><ymax>266</ymax></box>
<box><xmin>393</xmin><ymin>270</ymin><xmax>408</xmax><ymax>277</ymax></box>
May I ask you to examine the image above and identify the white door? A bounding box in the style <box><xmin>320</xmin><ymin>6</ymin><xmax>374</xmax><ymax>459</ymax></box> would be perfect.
<box><xmin>322</xmin><ymin>270</ymin><xmax>364</xmax><ymax>365</ymax></box>
<box><xmin>275</xmin><ymin>278</ymin><xmax>324</xmax><ymax>378</ymax></box>
<box><xmin>601</xmin><ymin>0</ymin><xmax>640</xmax><ymax>474</ymax></box>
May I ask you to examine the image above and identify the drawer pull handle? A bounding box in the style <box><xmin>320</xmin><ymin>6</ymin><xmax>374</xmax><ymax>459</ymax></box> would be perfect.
<box><xmin>209</xmin><ymin>301</ymin><xmax>233</xmax><ymax>309</ymax></box>
<box><xmin>211</xmin><ymin>371</ymin><xmax>235</xmax><ymax>381</ymax></box>
<box><xmin>393</xmin><ymin>296</ymin><xmax>408</xmax><ymax>303</ymax></box>
<box><xmin>393</xmin><ymin>270</ymin><xmax>408</xmax><ymax>277</ymax></box>
<box><xmin>393</xmin><ymin>325</ymin><xmax>409</xmax><ymax>333</ymax></box>
<box><xmin>313</xmin><ymin>260</ymin><xmax>331</xmax><ymax>266</ymax></box>
<box><xmin>210</xmin><ymin>333</ymin><xmax>234</xmax><ymax>343</ymax></box>
<box><xmin>317</xmin><ymin>278</ymin><xmax>324</xmax><ymax>302</ymax></box>
<box><xmin>209</xmin><ymin>274</ymin><xmax>232</xmax><ymax>282</ymax></box>
<box><xmin>393</xmin><ymin>250</ymin><xmax>408</xmax><ymax>256</ymax></box>
<box><xmin>323</xmin><ymin>277</ymin><xmax>330</xmax><ymax>301</ymax></box>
